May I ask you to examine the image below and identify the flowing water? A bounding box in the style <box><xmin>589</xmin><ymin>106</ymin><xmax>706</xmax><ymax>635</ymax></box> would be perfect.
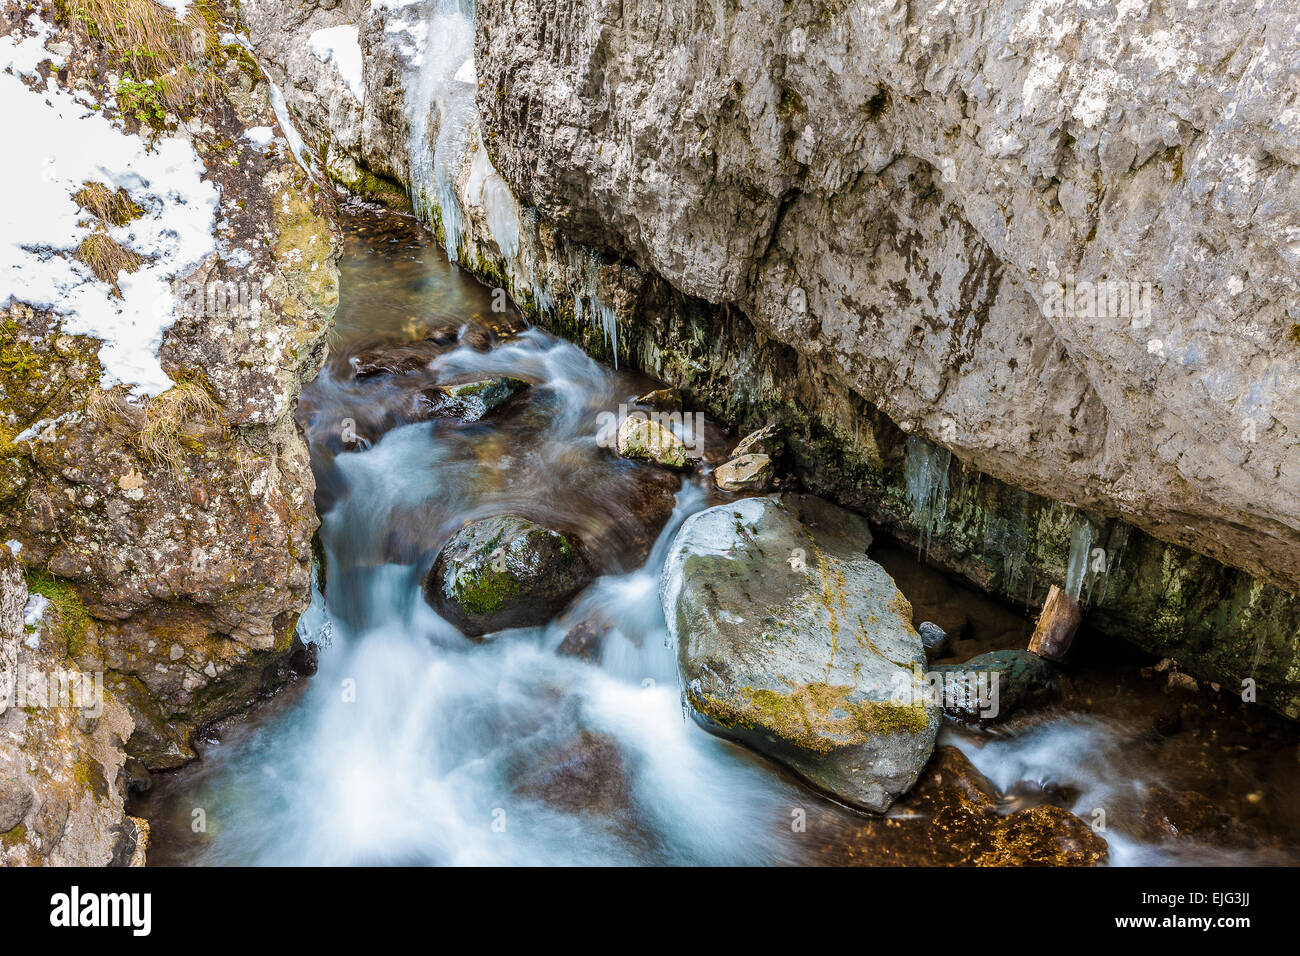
<box><xmin>134</xmin><ymin>206</ymin><xmax>1300</xmax><ymax>866</ymax></box>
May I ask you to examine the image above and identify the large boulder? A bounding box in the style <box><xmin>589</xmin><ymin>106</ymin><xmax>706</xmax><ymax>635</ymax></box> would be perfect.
<box><xmin>660</xmin><ymin>493</ymin><xmax>940</xmax><ymax>812</ymax></box>
<box><xmin>424</xmin><ymin>515</ymin><xmax>593</xmax><ymax>637</ymax></box>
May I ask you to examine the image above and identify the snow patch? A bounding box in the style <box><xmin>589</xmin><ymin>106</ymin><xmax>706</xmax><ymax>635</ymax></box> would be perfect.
<box><xmin>308</xmin><ymin>25</ymin><xmax>366</xmax><ymax>102</ymax></box>
<box><xmin>0</xmin><ymin>18</ymin><xmax>218</xmax><ymax>396</ymax></box>
<box><xmin>245</xmin><ymin>124</ymin><xmax>275</xmax><ymax>147</ymax></box>
<box><xmin>24</xmin><ymin>593</ymin><xmax>48</xmax><ymax>629</ymax></box>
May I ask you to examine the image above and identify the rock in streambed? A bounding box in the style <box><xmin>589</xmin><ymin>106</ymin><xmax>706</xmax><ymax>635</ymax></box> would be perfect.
<box><xmin>660</xmin><ymin>493</ymin><xmax>940</xmax><ymax>812</ymax></box>
<box><xmin>424</xmin><ymin>515</ymin><xmax>593</xmax><ymax>637</ymax></box>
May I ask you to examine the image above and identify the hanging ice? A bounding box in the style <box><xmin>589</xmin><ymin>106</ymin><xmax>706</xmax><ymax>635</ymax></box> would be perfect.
<box><xmin>1064</xmin><ymin>520</ymin><xmax>1094</xmax><ymax>601</ymax></box>
<box><xmin>904</xmin><ymin>434</ymin><xmax>952</xmax><ymax>557</ymax></box>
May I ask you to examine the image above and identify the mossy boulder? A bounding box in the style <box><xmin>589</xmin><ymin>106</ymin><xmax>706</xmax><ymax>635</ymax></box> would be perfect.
<box><xmin>660</xmin><ymin>493</ymin><xmax>940</xmax><ymax>812</ymax></box>
<box><xmin>424</xmin><ymin>514</ymin><xmax>593</xmax><ymax>637</ymax></box>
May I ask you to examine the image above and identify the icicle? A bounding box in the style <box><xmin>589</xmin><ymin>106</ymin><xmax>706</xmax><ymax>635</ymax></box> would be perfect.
<box><xmin>1064</xmin><ymin>520</ymin><xmax>1094</xmax><ymax>600</ymax></box>
<box><xmin>903</xmin><ymin>434</ymin><xmax>952</xmax><ymax>558</ymax></box>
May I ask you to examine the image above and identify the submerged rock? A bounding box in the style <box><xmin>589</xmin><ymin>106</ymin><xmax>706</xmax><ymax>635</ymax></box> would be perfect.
<box><xmin>815</xmin><ymin>747</ymin><xmax>1108</xmax><ymax>866</ymax></box>
<box><xmin>616</xmin><ymin>415</ymin><xmax>691</xmax><ymax>470</ymax></box>
<box><xmin>425</xmin><ymin>515</ymin><xmax>593</xmax><ymax>637</ymax></box>
<box><xmin>414</xmin><ymin>377</ymin><xmax>529</xmax><ymax>422</ymax></box>
<box><xmin>514</xmin><ymin>730</ymin><xmax>631</xmax><ymax>817</ymax></box>
<box><xmin>557</xmin><ymin>619</ymin><xmax>609</xmax><ymax>660</ymax></box>
<box><xmin>349</xmin><ymin>341</ymin><xmax>440</xmax><ymax>379</ymax></box>
<box><xmin>714</xmin><ymin>453</ymin><xmax>773</xmax><ymax>492</ymax></box>
<box><xmin>661</xmin><ymin>493</ymin><xmax>939</xmax><ymax>812</ymax></box>
<box><xmin>1138</xmin><ymin>787</ymin><xmax>1225</xmax><ymax>842</ymax></box>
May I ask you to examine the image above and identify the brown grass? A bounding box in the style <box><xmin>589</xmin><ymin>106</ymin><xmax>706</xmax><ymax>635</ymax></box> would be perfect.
<box><xmin>134</xmin><ymin>380</ymin><xmax>224</xmax><ymax>478</ymax></box>
<box><xmin>85</xmin><ymin>384</ymin><xmax>139</xmax><ymax>433</ymax></box>
<box><xmin>56</xmin><ymin>0</ymin><xmax>223</xmax><ymax>116</ymax></box>
<box><xmin>74</xmin><ymin>229</ymin><xmax>143</xmax><ymax>293</ymax></box>
<box><xmin>73</xmin><ymin>182</ymin><xmax>143</xmax><ymax>226</ymax></box>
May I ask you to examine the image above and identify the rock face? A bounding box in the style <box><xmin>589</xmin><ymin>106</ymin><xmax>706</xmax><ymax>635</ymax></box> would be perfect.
<box><xmin>0</xmin><ymin>545</ymin><xmax>146</xmax><ymax>865</ymax></box>
<box><xmin>0</xmin><ymin>3</ymin><xmax>339</xmax><ymax>861</ymax></box>
<box><xmin>476</xmin><ymin>0</ymin><xmax>1300</xmax><ymax>602</ymax></box>
<box><xmin>661</xmin><ymin>494</ymin><xmax>940</xmax><ymax>812</ymax></box>
<box><xmin>425</xmin><ymin>515</ymin><xmax>593</xmax><ymax>637</ymax></box>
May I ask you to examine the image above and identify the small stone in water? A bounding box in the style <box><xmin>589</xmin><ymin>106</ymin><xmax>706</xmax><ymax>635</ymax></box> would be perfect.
<box><xmin>415</xmin><ymin>377</ymin><xmax>529</xmax><ymax>422</ymax></box>
<box><xmin>714</xmin><ymin>453</ymin><xmax>773</xmax><ymax>492</ymax></box>
<box><xmin>918</xmin><ymin>621</ymin><xmax>948</xmax><ymax>661</ymax></box>
<box><xmin>616</xmin><ymin>415</ymin><xmax>691</xmax><ymax>469</ymax></box>
<box><xmin>635</xmin><ymin>386</ymin><xmax>682</xmax><ymax>411</ymax></box>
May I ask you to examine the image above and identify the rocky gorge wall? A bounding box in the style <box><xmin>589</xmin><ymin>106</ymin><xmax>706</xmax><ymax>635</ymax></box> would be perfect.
<box><xmin>0</xmin><ymin>1</ymin><xmax>339</xmax><ymax>861</ymax></box>
<box><xmin>242</xmin><ymin>0</ymin><xmax>1300</xmax><ymax>717</ymax></box>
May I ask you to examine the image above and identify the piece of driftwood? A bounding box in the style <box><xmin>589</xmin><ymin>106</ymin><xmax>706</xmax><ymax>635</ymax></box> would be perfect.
<box><xmin>1028</xmin><ymin>585</ymin><xmax>1084</xmax><ymax>662</ymax></box>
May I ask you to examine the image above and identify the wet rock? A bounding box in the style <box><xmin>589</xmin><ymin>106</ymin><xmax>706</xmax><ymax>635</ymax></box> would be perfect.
<box><xmin>616</xmin><ymin>415</ymin><xmax>691</xmax><ymax>470</ymax></box>
<box><xmin>635</xmin><ymin>386</ymin><xmax>682</xmax><ymax>412</ymax></box>
<box><xmin>615</xmin><ymin>466</ymin><xmax>681</xmax><ymax>567</ymax></box>
<box><xmin>348</xmin><ymin>341</ymin><xmax>440</xmax><ymax>379</ymax></box>
<box><xmin>934</xmin><ymin>649</ymin><xmax>1060</xmax><ymax>724</ymax></box>
<box><xmin>731</xmin><ymin>423</ymin><xmax>784</xmax><ymax>460</ymax></box>
<box><xmin>918</xmin><ymin>621</ymin><xmax>948</xmax><ymax>661</ymax></box>
<box><xmin>714</xmin><ymin>453</ymin><xmax>773</xmax><ymax>492</ymax></box>
<box><xmin>514</xmin><ymin>730</ymin><xmax>630</xmax><ymax>816</ymax></box>
<box><xmin>289</xmin><ymin>639</ymin><xmax>319</xmax><ymax>677</ymax></box>
<box><xmin>424</xmin><ymin>325</ymin><xmax>461</xmax><ymax>346</ymax></box>
<box><xmin>816</xmin><ymin>746</ymin><xmax>1108</xmax><ymax>866</ymax></box>
<box><xmin>414</xmin><ymin>377</ymin><xmax>529</xmax><ymax>422</ymax></box>
<box><xmin>122</xmin><ymin>757</ymin><xmax>152</xmax><ymax>795</ymax></box>
<box><xmin>661</xmin><ymin>493</ymin><xmax>939</xmax><ymax>813</ymax></box>
<box><xmin>1139</xmin><ymin>787</ymin><xmax>1225</xmax><ymax>842</ymax></box>
<box><xmin>425</xmin><ymin>515</ymin><xmax>594</xmax><ymax>637</ymax></box>
<box><xmin>459</xmin><ymin>325</ymin><xmax>493</xmax><ymax>350</ymax></box>
<box><xmin>557</xmin><ymin>620</ymin><xmax>608</xmax><ymax>660</ymax></box>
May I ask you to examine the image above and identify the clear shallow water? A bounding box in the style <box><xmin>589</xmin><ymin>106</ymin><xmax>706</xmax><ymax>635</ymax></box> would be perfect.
<box><xmin>134</xmin><ymin>205</ymin><xmax>1300</xmax><ymax>866</ymax></box>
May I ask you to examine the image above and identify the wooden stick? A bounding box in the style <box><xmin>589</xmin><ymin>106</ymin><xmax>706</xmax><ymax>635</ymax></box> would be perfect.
<box><xmin>1028</xmin><ymin>585</ymin><xmax>1084</xmax><ymax>662</ymax></box>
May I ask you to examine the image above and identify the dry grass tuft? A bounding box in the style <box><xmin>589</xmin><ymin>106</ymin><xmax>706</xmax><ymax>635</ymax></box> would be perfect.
<box><xmin>74</xmin><ymin>229</ymin><xmax>143</xmax><ymax>293</ymax></box>
<box><xmin>134</xmin><ymin>380</ymin><xmax>224</xmax><ymax>477</ymax></box>
<box><xmin>57</xmin><ymin>0</ymin><xmax>223</xmax><ymax>117</ymax></box>
<box><xmin>85</xmin><ymin>384</ymin><xmax>139</xmax><ymax>434</ymax></box>
<box><xmin>73</xmin><ymin>182</ymin><xmax>144</xmax><ymax>226</ymax></box>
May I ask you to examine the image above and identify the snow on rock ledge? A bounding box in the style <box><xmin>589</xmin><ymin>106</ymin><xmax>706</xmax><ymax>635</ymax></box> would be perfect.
<box><xmin>0</xmin><ymin>16</ymin><xmax>216</xmax><ymax>396</ymax></box>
